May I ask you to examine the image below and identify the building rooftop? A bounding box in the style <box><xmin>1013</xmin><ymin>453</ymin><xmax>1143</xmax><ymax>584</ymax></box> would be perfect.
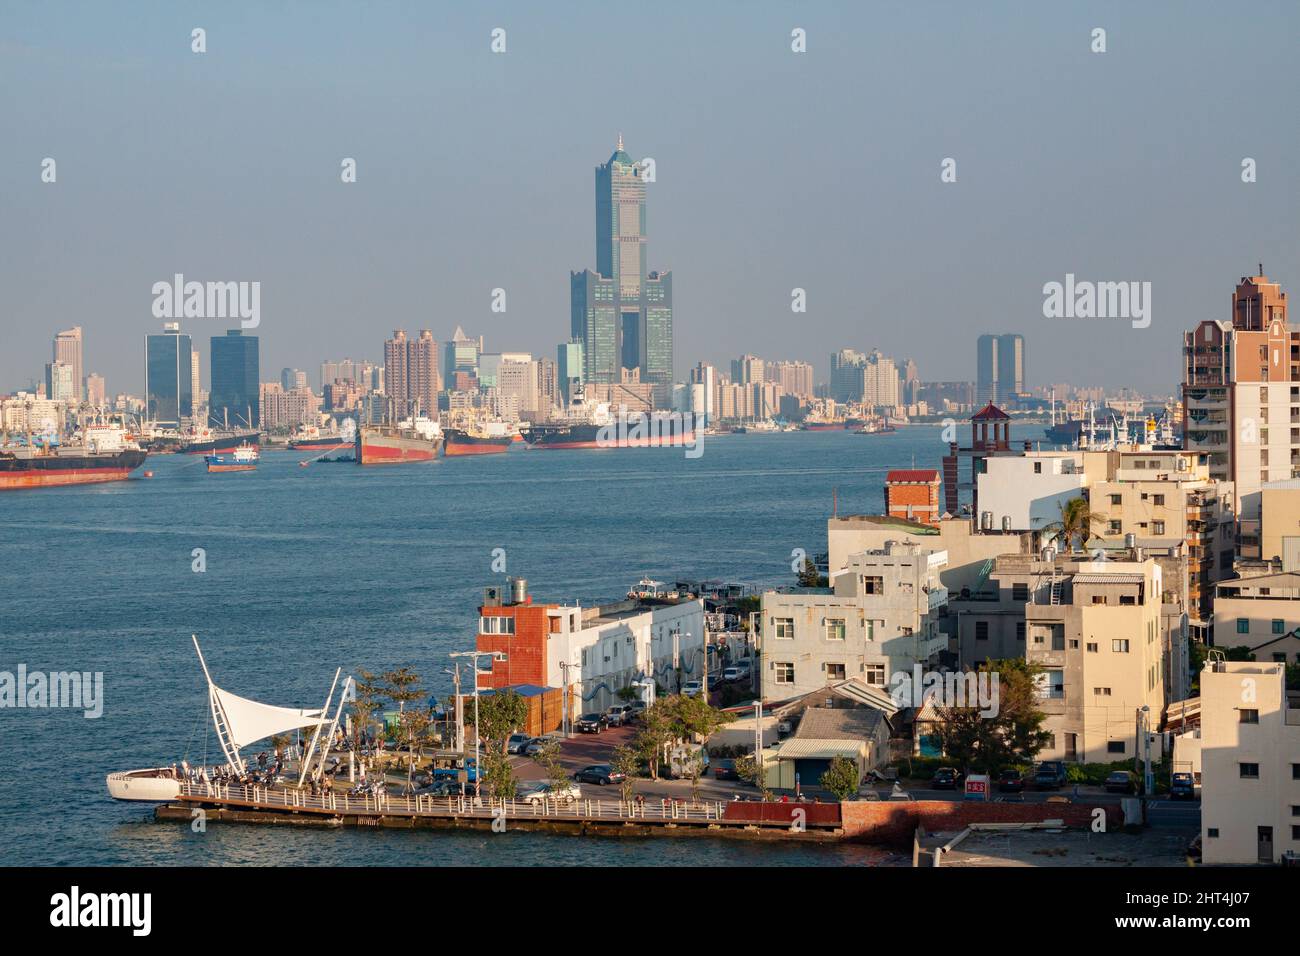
<box><xmin>886</xmin><ymin>469</ymin><xmax>941</xmax><ymax>483</ymax></box>
<box><xmin>830</xmin><ymin>514</ymin><xmax>940</xmax><ymax>535</ymax></box>
<box><xmin>971</xmin><ymin>403</ymin><xmax>1011</xmax><ymax>421</ymax></box>
<box><xmin>794</xmin><ymin>706</ymin><xmax>887</xmax><ymax>741</ymax></box>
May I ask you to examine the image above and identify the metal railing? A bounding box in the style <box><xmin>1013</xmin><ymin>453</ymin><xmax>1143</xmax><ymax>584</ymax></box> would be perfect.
<box><xmin>177</xmin><ymin>781</ymin><xmax>729</xmax><ymax>822</ymax></box>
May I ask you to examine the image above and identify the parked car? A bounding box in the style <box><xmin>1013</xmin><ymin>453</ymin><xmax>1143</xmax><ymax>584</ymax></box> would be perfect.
<box><xmin>523</xmin><ymin>734</ymin><xmax>561</xmax><ymax>756</ymax></box>
<box><xmin>415</xmin><ymin>779</ymin><xmax>465</xmax><ymax>798</ymax></box>
<box><xmin>573</xmin><ymin>764</ymin><xmax>625</xmax><ymax>785</ymax></box>
<box><xmin>680</xmin><ymin>680</ymin><xmax>704</xmax><ymax>698</ymax></box>
<box><xmin>932</xmin><ymin>767</ymin><xmax>963</xmax><ymax>790</ymax></box>
<box><xmin>1033</xmin><ymin>761</ymin><xmax>1067</xmax><ymax>790</ymax></box>
<box><xmin>506</xmin><ymin>733</ymin><xmax>534</xmax><ymax>755</ymax></box>
<box><xmin>721</xmin><ymin>666</ymin><xmax>743</xmax><ymax>683</ymax></box>
<box><xmin>516</xmin><ymin>780</ymin><xmax>582</xmax><ymax>805</ymax></box>
<box><xmin>575</xmin><ymin>713</ymin><xmax>608</xmax><ymax>733</ymax></box>
<box><xmin>997</xmin><ymin>769</ymin><xmax>1024</xmax><ymax>793</ymax></box>
<box><xmin>1104</xmin><ymin>770</ymin><xmax>1137</xmax><ymax>794</ymax></box>
<box><xmin>626</xmin><ymin>700</ymin><xmax>648</xmax><ymax>722</ymax></box>
<box><xmin>1169</xmin><ymin>772</ymin><xmax>1196</xmax><ymax>800</ymax></box>
<box><xmin>712</xmin><ymin>758</ymin><xmax>739</xmax><ymax>781</ymax></box>
<box><xmin>604</xmin><ymin>704</ymin><xmax>633</xmax><ymax>727</ymax></box>
<box><xmin>733</xmin><ymin>659</ymin><xmax>753</xmax><ymax>677</ymax></box>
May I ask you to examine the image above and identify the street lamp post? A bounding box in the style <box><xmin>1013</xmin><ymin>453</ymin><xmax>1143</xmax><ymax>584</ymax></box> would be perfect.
<box><xmin>449</xmin><ymin>649</ymin><xmax>507</xmax><ymax>800</ymax></box>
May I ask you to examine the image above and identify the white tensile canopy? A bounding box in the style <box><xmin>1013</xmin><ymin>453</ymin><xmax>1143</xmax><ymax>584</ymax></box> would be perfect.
<box><xmin>210</xmin><ymin>684</ymin><xmax>326</xmax><ymax>750</ymax></box>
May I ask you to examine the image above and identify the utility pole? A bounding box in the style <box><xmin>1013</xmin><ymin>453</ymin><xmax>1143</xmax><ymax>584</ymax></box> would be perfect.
<box><xmin>753</xmin><ymin>699</ymin><xmax>763</xmax><ymax>794</ymax></box>
<box><xmin>698</xmin><ymin>631</ymin><xmax>708</xmax><ymax>701</ymax></box>
<box><xmin>558</xmin><ymin>660</ymin><xmax>576</xmax><ymax>737</ymax></box>
<box><xmin>672</xmin><ymin>628</ymin><xmax>681</xmax><ymax>692</ymax></box>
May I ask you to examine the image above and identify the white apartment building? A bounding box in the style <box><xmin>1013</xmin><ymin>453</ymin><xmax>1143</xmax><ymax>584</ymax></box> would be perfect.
<box><xmin>1213</xmin><ymin>572</ymin><xmax>1300</xmax><ymax>664</ymax></box>
<box><xmin>760</xmin><ymin>543</ymin><xmax>948</xmax><ymax>701</ymax></box>
<box><xmin>1199</xmin><ymin>660</ymin><xmax>1300</xmax><ymax>864</ymax></box>
<box><xmin>545</xmin><ymin>597</ymin><xmax>704</xmax><ymax>715</ymax></box>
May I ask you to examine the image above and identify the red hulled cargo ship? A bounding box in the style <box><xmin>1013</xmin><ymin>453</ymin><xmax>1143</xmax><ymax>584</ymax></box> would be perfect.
<box><xmin>356</xmin><ymin>417</ymin><xmax>442</xmax><ymax>465</ymax></box>
<box><xmin>443</xmin><ymin>421</ymin><xmax>513</xmax><ymax>457</ymax></box>
<box><xmin>0</xmin><ymin>424</ymin><xmax>148</xmax><ymax>490</ymax></box>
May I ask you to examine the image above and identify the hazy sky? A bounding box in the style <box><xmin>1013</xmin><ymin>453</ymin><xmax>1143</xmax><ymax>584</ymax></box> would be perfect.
<box><xmin>3</xmin><ymin>1</ymin><xmax>1298</xmax><ymax>396</ymax></box>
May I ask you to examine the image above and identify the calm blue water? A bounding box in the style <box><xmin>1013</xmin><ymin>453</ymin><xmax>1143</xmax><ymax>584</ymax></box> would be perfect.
<box><xmin>0</xmin><ymin>425</ymin><xmax>1034</xmax><ymax>865</ymax></box>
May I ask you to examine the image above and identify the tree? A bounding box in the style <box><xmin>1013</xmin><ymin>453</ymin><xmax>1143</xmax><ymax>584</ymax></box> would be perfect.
<box><xmin>530</xmin><ymin>738</ymin><xmax>572</xmax><ymax>802</ymax></box>
<box><xmin>934</xmin><ymin>659</ymin><xmax>1052</xmax><ymax>776</ymax></box>
<box><xmin>734</xmin><ymin>753</ymin><xmax>770</xmax><ymax>800</ymax></box>
<box><xmin>610</xmin><ymin>745</ymin><xmax>640</xmax><ymax>804</ymax></box>
<box><xmin>383</xmin><ymin>667</ymin><xmax>425</xmax><ymax>777</ymax></box>
<box><xmin>632</xmin><ymin>703</ymin><xmax>673</xmax><ymax>780</ymax></box>
<box><xmin>396</xmin><ymin>707</ymin><xmax>434</xmax><ymax>793</ymax></box>
<box><xmin>820</xmin><ymin>756</ymin><xmax>860</xmax><ymax>801</ymax></box>
<box><xmin>682</xmin><ymin>749</ymin><xmax>705</xmax><ymax>803</ymax></box>
<box><xmin>1041</xmin><ymin>496</ymin><xmax>1104</xmax><ymax>553</ymax></box>
<box><xmin>349</xmin><ymin>669</ymin><xmax>385</xmax><ymax>764</ymax></box>
<box><xmin>479</xmin><ymin>750</ymin><xmax>515</xmax><ymax>802</ymax></box>
<box><xmin>269</xmin><ymin>733</ymin><xmax>290</xmax><ymax>762</ymax></box>
<box><xmin>472</xmin><ymin>689</ymin><xmax>528</xmax><ymax>757</ymax></box>
<box><xmin>796</xmin><ymin>556</ymin><xmax>828</xmax><ymax>587</ymax></box>
<box><xmin>631</xmin><ymin>694</ymin><xmax>732</xmax><ymax>781</ymax></box>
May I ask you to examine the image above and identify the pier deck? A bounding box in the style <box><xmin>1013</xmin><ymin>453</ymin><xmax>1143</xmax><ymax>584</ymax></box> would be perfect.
<box><xmin>160</xmin><ymin>781</ymin><xmax>844</xmax><ymax>840</ymax></box>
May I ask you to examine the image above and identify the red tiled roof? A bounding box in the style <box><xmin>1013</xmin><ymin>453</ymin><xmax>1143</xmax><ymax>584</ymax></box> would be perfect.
<box><xmin>886</xmin><ymin>469</ymin><xmax>940</xmax><ymax>483</ymax></box>
<box><xmin>971</xmin><ymin>402</ymin><xmax>1010</xmax><ymax>421</ymax></box>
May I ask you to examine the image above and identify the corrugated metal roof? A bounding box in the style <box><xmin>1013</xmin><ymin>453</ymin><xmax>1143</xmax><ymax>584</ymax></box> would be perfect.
<box><xmin>794</xmin><ymin>706</ymin><xmax>885</xmax><ymax>741</ymax></box>
<box><xmin>775</xmin><ymin>738</ymin><xmax>865</xmax><ymax>760</ymax></box>
<box><xmin>1072</xmin><ymin>572</ymin><xmax>1145</xmax><ymax>585</ymax></box>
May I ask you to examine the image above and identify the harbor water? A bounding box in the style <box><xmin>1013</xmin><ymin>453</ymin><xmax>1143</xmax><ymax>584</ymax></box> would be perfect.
<box><xmin>0</xmin><ymin>425</ymin><xmax>1033</xmax><ymax>865</ymax></box>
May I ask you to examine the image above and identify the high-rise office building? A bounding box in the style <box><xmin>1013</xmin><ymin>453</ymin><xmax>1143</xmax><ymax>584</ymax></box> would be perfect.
<box><xmin>44</xmin><ymin>362</ymin><xmax>76</xmax><ymax>402</ymax></box>
<box><xmin>571</xmin><ymin>137</ymin><xmax>673</xmax><ymax>406</ymax></box>
<box><xmin>384</xmin><ymin>330</ymin><xmax>439</xmax><ymax>419</ymax></box>
<box><xmin>144</xmin><ymin>322</ymin><xmax>193</xmax><ymax>426</ymax></box>
<box><xmin>442</xmin><ymin>326</ymin><xmax>483</xmax><ymax>385</ymax></box>
<box><xmin>280</xmin><ymin>368</ymin><xmax>307</xmax><ymax>391</ymax></box>
<box><xmin>557</xmin><ymin>340</ymin><xmax>585</xmax><ymax>406</ymax></box>
<box><xmin>1183</xmin><ymin>270</ymin><xmax>1290</xmax><ymax>557</ymax></box>
<box><xmin>976</xmin><ymin>333</ymin><xmax>1025</xmax><ymax>405</ymax></box>
<box><xmin>731</xmin><ymin>354</ymin><xmax>765</xmax><ymax>386</ymax></box>
<box><xmin>830</xmin><ymin>349</ymin><xmax>867</xmax><ymax>403</ymax></box>
<box><xmin>210</xmin><ymin>330</ymin><xmax>260</xmax><ymax>428</ymax></box>
<box><xmin>53</xmin><ymin>327</ymin><xmax>83</xmax><ymax>402</ymax></box>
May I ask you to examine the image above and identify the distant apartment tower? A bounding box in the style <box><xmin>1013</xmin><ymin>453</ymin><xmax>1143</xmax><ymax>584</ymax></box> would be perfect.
<box><xmin>280</xmin><ymin>368</ymin><xmax>307</xmax><ymax>391</ymax></box>
<box><xmin>52</xmin><ymin>327</ymin><xmax>84</xmax><ymax>401</ymax></box>
<box><xmin>689</xmin><ymin>362</ymin><xmax>716</xmax><ymax>424</ymax></box>
<box><xmin>209</xmin><ymin>330</ymin><xmax>260</xmax><ymax>428</ymax></box>
<box><xmin>767</xmin><ymin>360</ymin><xmax>815</xmax><ymax>397</ymax></box>
<box><xmin>85</xmin><ymin>373</ymin><xmax>106</xmax><ymax>407</ymax></box>
<box><xmin>863</xmin><ymin>350</ymin><xmax>900</xmax><ymax>408</ymax></box>
<box><xmin>1183</xmin><ymin>271</ymin><xmax>1291</xmax><ymax>556</ymax></box>
<box><xmin>976</xmin><ymin>334</ymin><xmax>1025</xmax><ymax>404</ymax></box>
<box><xmin>731</xmin><ymin>354</ymin><xmax>765</xmax><ymax>386</ymax></box>
<box><xmin>144</xmin><ymin>322</ymin><xmax>193</xmax><ymax>427</ymax></box>
<box><xmin>384</xmin><ymin>330</ymin><xmax>439</xmax><ymax>420</ymax></box>
<box><xmin>571</xmin><ymin>137</ymin><xmax>672</xmax><ymax>406</ymax></box>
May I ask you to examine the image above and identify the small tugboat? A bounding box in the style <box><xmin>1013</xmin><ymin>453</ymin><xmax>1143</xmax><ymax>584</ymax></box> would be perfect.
<box><xmin>205</xmin><ymin>442</ymin><xmax>259</xmax><ymax>473</ymax></box>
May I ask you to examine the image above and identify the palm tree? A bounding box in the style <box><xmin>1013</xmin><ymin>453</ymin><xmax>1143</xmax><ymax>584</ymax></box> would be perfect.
<box><xmin>1041</xmin><ymin>496</ymin><xmax>1104</xmax><ymax>553</ymax></box>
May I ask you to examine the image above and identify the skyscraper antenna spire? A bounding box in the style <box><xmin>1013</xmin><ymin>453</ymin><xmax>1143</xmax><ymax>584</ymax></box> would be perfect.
<box><xmin>616</xmin><ymin>132</ymin><xmax>623</xmax><ymax>151</ymax></box>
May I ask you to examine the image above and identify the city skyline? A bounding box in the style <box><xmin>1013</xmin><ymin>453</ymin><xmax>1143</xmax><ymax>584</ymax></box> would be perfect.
<box><xmin>4</xmin><ymin>3</ymin><xmax>1297</xmax><ymax>395</ymax></box>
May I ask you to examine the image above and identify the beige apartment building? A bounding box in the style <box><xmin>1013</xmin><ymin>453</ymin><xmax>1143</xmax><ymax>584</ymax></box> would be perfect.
<box><xmin>1199</xmin><ymin>660</ymin><xmax>1300</xmax><ymax>864</ymax></box>
<box><xmin>1213</xmin><ymin>572</ymin><xmax>1300</xmax><ymax>664</ymax></box>
<box><xmin>760</xmin><ymin>543</ymin><xmax>948</xmax><ymax>701</ymax></box>
<box><xmin>1261</xmin><ymin>480</ymin><xmax>1300</xmax><ymax>569</ymax></box>
<box><xmin>1183</xmin><ymin>272</ymin><xmax>1292</xmax><ymax>559</ymax></box>
<box><xmin>952</xmin><ymin>555</ymin><xmax>1174</xmax><ymax>763</ymax></box>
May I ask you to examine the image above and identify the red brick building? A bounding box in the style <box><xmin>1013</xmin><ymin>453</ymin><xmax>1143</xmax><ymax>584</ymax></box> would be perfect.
<box><xmin>884</xmin><ymin>469</ymin><xmax>942</xmax><ymax>526</ymax></box>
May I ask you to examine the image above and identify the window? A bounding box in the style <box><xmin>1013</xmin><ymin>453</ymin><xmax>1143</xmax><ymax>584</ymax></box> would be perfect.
<box><xmin>1293</xmin><ymin>826</ymin><xmax>1300</xmax><ymax>841</ymax></box>
<box><xmin>824</xmin><ymin>618</ymin><xmax>846</xmax><ymax>641</ymax></box>
<box><xmin>1207</xmin><ymin>828</ymin><xmax>1219</xmax><ymax>838</ymax></box>
<box><xmin>1033</xmin><ymin>462</ymin><xmax>1042</xmax><ymax>474</ymax></box>
<box><xmin>1093</xmin><ymin>687</ymin><xmax>1112</xmax><ymax>696</ymax></box>
<box><xmin>864</xmin><ymin>663</ymin><xmax>886</xmax><ymax>686</ymax></box>
<box><xmin>1016</xmin><ymin>622</ymin><xmax>1026</xmax><ymax>641</ymax></box>
<box><xmin>1110</xmin><ymin>494</ymin><xmax>1122</xmax><ymax>505</ymax></box>
<box><xmin>1112</xmin><ymin>639</ymin><xmax>1130</xmax><ymax>653</ymax></box>
<box><xmin>1107</xmin><ymin>520</ymin><xmax>1122</xmax><ymax>534</ymax></box>
<box><xmin>975</xmin><ymin>621</ymin><xmax>989</xmax><ymax>641</ymax></box>
<box><xmin>825</xmin><ymin>662</ymin><xmax>846</xmax><ymax>680</ymax></box>
<box><xmin>774</xmin><ymin>662</ymin><xmax>795</xmax><ymax>684</ymax></box>
<box><xmin>1042</xmin><ymin>671</ymin><xmax>1065</xmax><ymax>699</ymax></box>
<box><xmin>1153</xmin><ymin>494</ymin><xmax>1165</xmax><ymax>507</ymax></box>
<box><xmin>863</xmin><ymin>576</ymin><xmax>884</xmax><ymax>595</ymax></box>
<box><xmin>1273</xmin><ymin>619</ymin><xmax>1286</xmax><ymax>634</ymax></box>
<box><xmin>1153</xmin><ymin>521</ymin><xmax>1165</xmax><ymax>535</ymax></box>
<box><xmin>1107</xmin><ymin>741</ymin><xmax>1125</xmax><ymax>755</ymax></box>
<box><xmin>1119</xmin><ymin>594</ymin><xmax>1136</xmax><ymax>605</ymax></box>
<box><xmin>1240</xmin><ymin>763</ymin><xmax>1260</xmax><ymax>779</ymax></box>
<box><xmin>1052</xmin><ymin>633</ymin><xmax>1065</xmax><ymax>651</ymax></box>
<box><xmin>479</xmin><ymin>615</ymin><xmax>515</xmax><ymax>635</ymax></box>
<box><xmin>1012</xmin><ymin>583</ymin><xmax>1029</xmax><ymax>601</ymax></box>
<box><xmin>773</xmin><ymin>618</ymin><xmax>795</xmax><ymax>640</ymax></box>
<box><xmin>1237</xmin><ymin>618</ymin><xmax>1250</xmax><ymax>634</ymax></box>
<box><xmin>1240</xmin><ymin>709</ymin><xmax>1259</xmax><ymax>724</ymax></box>
<box><xmin>1293</xmin><ymin>764</ymin><xmax>1300</xmax><ymax>780</ymax></box>
<box><xmin>1069</xmin><ymin>639</ymin><xmax>1079</xmax><ymax>649</ymax></box>
<box><xmin>1086</xmin><ymin>642</ymin><xmax>1098</xmax><ymax>652</ymax></box>
<box><xmin>1092</xmin><ymin>595</ymin><xmax>1106</xmax><ymax>605</ymax></box>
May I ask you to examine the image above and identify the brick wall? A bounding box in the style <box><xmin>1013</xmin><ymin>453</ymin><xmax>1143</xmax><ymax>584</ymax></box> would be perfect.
<box><xmin>839</xmin><ymin>800</ymin><xmax>1119</xmax><ymax>845</ymax></box>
